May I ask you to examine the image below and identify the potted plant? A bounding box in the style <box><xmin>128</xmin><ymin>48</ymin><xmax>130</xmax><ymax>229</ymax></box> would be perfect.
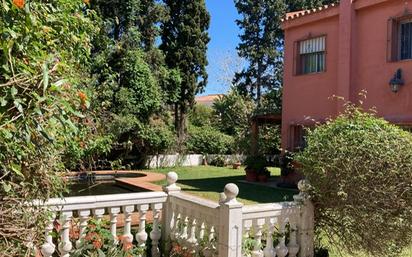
<box><xmin>232</xmin><ymin>162</ymin><xmax>241</xmax><ymax>169</ymax></box>
<box><xmin>232</xmin><ymin>155</ymin><xmax>241</xmax><ymax>169</ymax></box>
<box><xmin>257</xmin><ymin>168</ymin><xmax>270</xmax><ymax>183</ymax></box>
<box><xmin>245</xmin><ymin>166</ymin><xmax>258</xmax><ymax>182</ymax></box>
<box><xmin>244</xmin><ymin>155</ymin><xmax>267</xmax><ymax>182</ymax></box>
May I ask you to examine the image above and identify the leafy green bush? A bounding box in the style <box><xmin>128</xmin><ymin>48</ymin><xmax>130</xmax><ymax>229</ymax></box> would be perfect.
<box><xmin>134</xmin><ymin>118</ymin><xmax>176</xmax><ymax>155</ymax></box>
<box><xmin>213</xmin><ymin>90</ymin><xmax>254</xmax><ymax>136</ymax></box>
<box><xmin>188</xmin><ymin>104</ymin><xmax>214</xmax><ymax>127</ymax></box>
<box><xmin>0</xmin><ymin>0</ymin><xmax>99</xmax><ymax>254</ymax></box>
<box><xmin>72</xmin><ymin>219</ymin><xmax>145</xmax><ymax>257</ymax></box>
<box><xmin>296</xmin><ymin>104</ymin><xmax>412</xmax><ymax>256</ymax></box>
<box><xmin>210</xmin><ymin>155</ymin><xmax>226</xmax><ymax>167</ymax></box>
<box><xmin>257</xmin><ymin>124</ymin><xmax>281</xmax><ymax>155</ymax></box>
<box><xmin>244</xmin><ymin>155</ymin><xmax>267</xmax><ymax>172</ymax></box>
<box><xmin>186</xmin><ymin>125</ymin><xmax>234</xmax><ymax>154</ymax></box>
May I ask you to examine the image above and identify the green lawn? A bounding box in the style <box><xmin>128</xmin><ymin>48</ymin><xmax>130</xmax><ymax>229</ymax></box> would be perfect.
<box><xmin>148</xmin><ymin>166</ymin><xmax>297</xmax><ymax>205</ymax></box>
<box><xmin>148</xmin><ymin>166</ymin><xmax>412</xmax><ymax>256</ymax></box>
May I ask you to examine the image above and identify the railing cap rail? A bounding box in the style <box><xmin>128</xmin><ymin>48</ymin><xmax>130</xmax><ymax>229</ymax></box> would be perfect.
<box><xmin>242</xmin><ymin>201</ymin><xmax>297</xmax><ymax>213</ymax></box>
<box><xmin>170</xmin><ymin>191</ymin><xmax>220</xmax><ymax>209</ymax></box>
<box><xmin>35</xmin><ymin>191</ymin><xmax>168</xmax><ymax>211</ymax></box>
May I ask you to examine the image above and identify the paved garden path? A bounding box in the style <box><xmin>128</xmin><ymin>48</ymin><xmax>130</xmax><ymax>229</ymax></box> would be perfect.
<box><xmin>115</xmin><ymin>171</ymin><xmax>165</xmax><ymax>192</ymax></box>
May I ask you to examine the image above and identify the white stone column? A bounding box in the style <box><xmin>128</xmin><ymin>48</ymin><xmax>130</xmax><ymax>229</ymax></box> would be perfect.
<box><xmin>161</xmin><ymin>171</ymin><xmax>181</xmax><ymax>253</ymax></box>
<box><xmin>294</xmin><ymin>180</ymin><xmax>315</xmax><ymax>257</ymax></box>
<box><xmin>218</xmin><ymin>183</ymin><xmax>244</xmax><ymax>257</ymax></box>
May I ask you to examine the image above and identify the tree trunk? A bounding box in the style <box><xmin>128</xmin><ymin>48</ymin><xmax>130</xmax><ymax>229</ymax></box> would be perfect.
<box><xmin>177</xmin><ymin>104</ymin><xmax>187</xmax><ymax>142</ymax></box>
<box><xmin>256</xmin><ymin>62</ymin><xmax>262</xmax><ymax>106</ymax></box>
<box><xmin>174</xmin><ymin>103</ymin><xmax>179</xmax><ymax>132</ymax></box>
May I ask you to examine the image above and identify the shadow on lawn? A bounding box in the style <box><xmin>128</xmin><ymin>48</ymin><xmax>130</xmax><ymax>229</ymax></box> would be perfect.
<box><xmin>177</xmin><ymin>176</ymin><xmax>297</xmax><ymax>203</ymax></box>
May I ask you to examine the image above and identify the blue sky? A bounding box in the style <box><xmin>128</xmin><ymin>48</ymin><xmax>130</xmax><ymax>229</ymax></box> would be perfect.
<box><xmin>202</xmin><ymin>0</ymin><xmax>241</xmax><ymax>96</ymax></box>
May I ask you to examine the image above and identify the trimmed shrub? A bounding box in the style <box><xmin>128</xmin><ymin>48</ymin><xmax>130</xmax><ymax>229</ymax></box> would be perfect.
<box><xmin>186</xmin><ymin>125</ymin><xmax>234</xmax><ymax>154</ymax></box>
<box><xmin>296</xmin><ymin>104</ymin><xmax>412</xmax><ymax>256</ymax></box>
<box><xmin>189</xmin><ymin>104</ymin><xmax>214</xmax><ymax>127</ymax></box>
<box><xmin>210</xmin><ymin>155</ymin><xmax>226</xmax><ymax>167</ymax></box>
<box><xmin>258</xmin><ymin>124</ymin><xmax>281</xmax><ymax>155</ymax></box>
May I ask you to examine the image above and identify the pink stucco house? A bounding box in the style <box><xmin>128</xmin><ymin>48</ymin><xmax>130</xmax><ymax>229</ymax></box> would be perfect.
<box><xmin>281</xmin><ymin>0</ymin><xmax>412</xmax><ymax>151</ymax></box>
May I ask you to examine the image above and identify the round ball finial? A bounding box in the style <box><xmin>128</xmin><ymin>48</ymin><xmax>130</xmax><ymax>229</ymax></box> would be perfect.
<box><xmin>224</xmin><ymin>183</ymin><xmax>239</xmax><ymax>200</ymax></box>
<box><xmin>166</xmin><ymin>171</ymin><xmax>178</xmax><ymax>186</ymax></box>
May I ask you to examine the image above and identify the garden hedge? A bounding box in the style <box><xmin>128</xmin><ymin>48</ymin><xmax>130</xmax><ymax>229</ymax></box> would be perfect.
<box><xmin>297</xmin><ymin>104</ymin><xmax>412</xmax><ymax>256</ymax></box>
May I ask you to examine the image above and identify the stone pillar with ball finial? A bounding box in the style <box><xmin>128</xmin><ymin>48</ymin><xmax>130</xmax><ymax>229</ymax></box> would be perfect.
<box><xmin>162</xmin><ymin>171</ymin><xmax>181</xmax><ymax>253</ymax></box>
<box><xmin>293</xmin><ymin>180</ymin><xmax>315</xmax><ymax>257</ymax></box>
<box><xmin>218</xmin><ymin>183</ymin><xmax>244</xmax><ymax>257</ymax></box>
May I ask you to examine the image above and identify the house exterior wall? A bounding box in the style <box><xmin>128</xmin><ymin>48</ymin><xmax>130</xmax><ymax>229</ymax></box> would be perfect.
<box><xmin>281</xmin><ymin>0</ymin><xmax>412</xmax><ymax>151</ymax></box>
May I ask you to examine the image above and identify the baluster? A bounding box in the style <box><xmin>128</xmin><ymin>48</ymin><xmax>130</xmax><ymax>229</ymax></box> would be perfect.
<box><xmin>109</xmin><ymin>207</ymin><xmax>120</xmax><ymax>244</ymax></box>
<box><xmin>58</xmin><ymin>211</ymin><xmax>73</xmax><ymax>257</ymax></box>
<box><xmin>208</xmin><ymin>225</ymin><xmax>216</xmax><ymax>251</ymax></box>
<box><xmin>150</xmin><ymin>203</ymin><xmax>162</xmax><ymax>257</ymax></box>
<box><xmin>263</xmin><ymin>218</ymin><xmax>275</xmax><ymax>257</ymax></box>
<box><xmin>76</xmin><ymin>210</ymin><xmax>90</xmax><ymax>248</ymax></box>
<box><xmin>275</xmin><ymin>218</ymin><xmax>288</xmax><ymax>257</ymax></box>
<box><xmin>122</xmin><ymin>205</ymin><xmax>135</xmax><ymax>244</ymax></box>
<box><xmin>168</xmin><ymin>202</ymin><xmax>176</xmax><ymax>241</ymax></box>
<box><xmin>187</xmin><ymin>214</ymin><xmax>198</xmax><ymax>252</ymax></box>
<box><xmin>202</xmin><ymin>223</ymin><xmax>216</xmax><ymax>257</ymax></box>
<box><xmin>251</xmin><ymin>219</ymin><xmax>264</xmax><ymax>257</ymax></box>
<box><xmin>243</xmin><ymin>220</ymin><xmax>253</xmax><ymax>239</ymax></box>
<box><xmin>41</xmin><ymin>213</ymin><xmax>56</xmax><ymax>257</ymax></box>
<box><xmin>198</xmin><ymin>218</ymin><xmax>206</xmax><ymax>242</ymax></box>
<box><xmin>136</xmin><ymin>204</ymin><xmax>149</xmax><ymax>250</ymax></box>
<box><xmin>287</xmin><ymin>222</ymin><xmax>300</xmax><ymax>257</ymax></box>
<box><xmin>180</xmin><ymin>208</ymin><xmax>189</xmax><ymax>245</ymax></box>
<box><xmin>93</xmin><ymin>208</ymin><xmax>105</xmax><ymax>221</ymax></box>
<box><xmin>172</xmin><ymin>206</ymin><xmax>181</xmax><ymax>241</ymax></box>
<box><xmin>201</xmin><ymin>223</ymin><xmax>213</xmax><ymax>257</ymax></box>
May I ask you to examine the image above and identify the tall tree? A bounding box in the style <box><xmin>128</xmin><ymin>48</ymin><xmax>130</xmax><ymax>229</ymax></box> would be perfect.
<box><xmin>234</xmin><ymin>0</ymin><xmax>338</xmax><ymax>107</ymax></box>
<box><xmin>234</xmin><ymin>0</ymin><xmax>286</xmax><ymax>106</ymax></box>
<box><xmin>90</xmin><ymin>0</ymin><xmax>180</xmax><ymax>162</ymax></box>
<box><xmin>161</xmin><ymin>0</ymin><xmax>210</xmax><ymax>141</ymax></box>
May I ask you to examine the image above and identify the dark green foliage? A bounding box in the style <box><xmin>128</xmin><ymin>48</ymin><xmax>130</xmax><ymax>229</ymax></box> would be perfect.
<box><xmin>286</xmin><ymin>0</ymin><xmax>337</xmax><ymax>12</ymax></box>
<box><xmin>189</xmin><ymin>104</ymin><xmax>214</xmax><ymax>127</ymax></box>
<box><xmin>296</xmin><ymin>104</ymin><xmax>412</xmax><ymax>256</ymax></box>
<box><xmin>258</xmin><ymin>124</ymin><xmax>281</xmax><ymax>155</ymax></box>
<box><xmin>161</xmin><ymin>0</ymin><xmax>210</xmax><ymax>140</ymax></box>
<box><xmin>134</xmin><ymin>118</ymin><xmax>176</xmax><ymax>155</ymax></box>
<box><xmin>90</xmin><ymin>0</ymin><xmax>178</xmax><ymax>160</ymax></box>
<box><xmin>114</xmin><ymin>49</ymin><xmax>161</xmax><ymax>120</ymax></box>
<box><xmin>256</xmin><ymin>89</ymin><xmax>282</xmax><ymax>115</ymax></box>
<box><xmin>213</xmin><ymin>90</ymin><xmax>254</xmax><ymax>135</ymax></box>
<box><xmin>212</xmin><ymin>90</ymin><xmax>255</xmax><ymax>154</ymax></box>
<box><xmin>233</xmin><ymin>0</ymin><xmax>338</xmax><ymax>106</ymax></box>
<box><xmin>244</xmin><ymin>155</ymin><xmax>267</xmax><ymax>172</ymax></box>
<box><xmin>186</xmin><ymin>126</ymin><xmax>234</xmax><ymax>154</ymax></box>
<box><xmin>210</xmin><ymin>155</ymin><xmax>226</xmax><ymax>167</ymax></box>
<box><xmin>233</xmin><ymin>0</ymin><xmax>286</xmax><ymax>104</ymax></box>
<box><xmin>71</xmin><ymin>219</ymin><xmax>145</xmax><ymax>256</ymax></box>
<box><xmin>0</xmin><ymin>0</ymin><xmax>99</xmax><ymax>254</ymax></box>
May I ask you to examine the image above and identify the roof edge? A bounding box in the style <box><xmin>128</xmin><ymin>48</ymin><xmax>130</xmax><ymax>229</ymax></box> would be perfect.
<box><xmin>281</xmin><ymin>3</ymin><xmax>339</xmax><ymax>30</ymax></box>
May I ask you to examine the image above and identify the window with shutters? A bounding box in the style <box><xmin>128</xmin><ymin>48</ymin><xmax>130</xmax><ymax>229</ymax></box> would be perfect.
<box><xmin>290</xmin><ymin>125</ymin><xmax>307</xmax><ymax>151</ymax></box>
<box><xmin>296</xmin><ymin>36</ymin><xmax>326</xmax><ymax>75</ymax></box>
<box><xmin>388</xmin><ymin>16</ymin><xmax>412</xmax><ymax>61</ymax></box>
<box><xmin>399</xmin><ymin>19</ymin><xmax>412</xmax><ymax>60</ymax></box>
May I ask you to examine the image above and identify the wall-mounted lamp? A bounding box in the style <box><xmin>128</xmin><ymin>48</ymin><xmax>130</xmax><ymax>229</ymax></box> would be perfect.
<box><xmin>389</xmin><ymin>69</ymin><xmax>404</xmax><ymax>93</ymax></box>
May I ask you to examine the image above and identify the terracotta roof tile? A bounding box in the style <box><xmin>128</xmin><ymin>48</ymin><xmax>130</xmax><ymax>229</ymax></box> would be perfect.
<box><xmin>282</xmin><ymin>3</ymin><xmax>339</xmax><ymax>22</ymax></box>
<box><xmin>195</xmin><ymin>94</ymin><xmax>223</xmax><ymax>106</ymax></box>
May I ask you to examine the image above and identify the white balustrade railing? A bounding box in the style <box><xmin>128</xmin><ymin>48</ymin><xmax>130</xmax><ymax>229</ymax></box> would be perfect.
<box><xmin>37</xmin><ymin>191</ymin><xmax>167</xmax><ymax>257</ymax></box>
<box><xmin>37</xmin><ymin>172</ymin><xmax>314</xmax><ymax>257</ymax></box>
